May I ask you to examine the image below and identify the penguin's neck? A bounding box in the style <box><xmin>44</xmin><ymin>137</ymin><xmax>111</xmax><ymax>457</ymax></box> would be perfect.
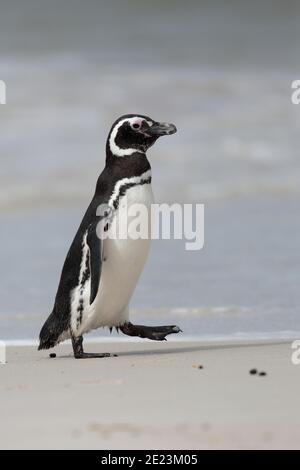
<box><xmin>105</xmin><ymin>148</ymin><xmax>151</xmax><ymax>180</ymax></box>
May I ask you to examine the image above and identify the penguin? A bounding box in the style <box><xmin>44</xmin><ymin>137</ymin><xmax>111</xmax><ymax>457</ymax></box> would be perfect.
<box><xmin>38</xmin><ymin>114</ymin><xmax>182</xmax><ymax>359</ymax></box>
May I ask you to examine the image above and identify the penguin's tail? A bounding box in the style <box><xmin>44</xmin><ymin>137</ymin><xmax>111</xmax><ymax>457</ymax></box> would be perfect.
<box><xmin>38</xmin><ymin>311</ymin><xmax>65</xmax><ymax>350</ymax></box>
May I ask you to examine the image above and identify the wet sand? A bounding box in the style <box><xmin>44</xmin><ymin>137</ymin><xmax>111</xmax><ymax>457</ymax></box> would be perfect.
<box><xmin>0</xmin><ymin>340</ymin><xmax>299</xmax><ymax>449</ymax></box>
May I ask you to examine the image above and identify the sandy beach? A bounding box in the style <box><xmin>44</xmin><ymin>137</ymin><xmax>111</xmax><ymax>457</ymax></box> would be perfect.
<box><xmin>0</xmin><ymin>339</ymin><xmax>299</xmax><ymax>450</ymax></box>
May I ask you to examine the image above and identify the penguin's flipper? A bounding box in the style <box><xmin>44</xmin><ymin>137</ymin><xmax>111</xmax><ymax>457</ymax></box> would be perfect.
<box><xmin>87</xmin><ymin>221</ymin><xmax>103</xmax><ymax>305</ymax></box>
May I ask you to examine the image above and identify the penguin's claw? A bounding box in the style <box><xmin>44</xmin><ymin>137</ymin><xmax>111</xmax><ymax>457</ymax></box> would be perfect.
<box><xmin>119</xmin><ymin>323</ymin><xmax>182</xmax><ymax>341</ymax></box>
<box><xmin>150</xmin><ymin>325</ymin><xmax>182</xmax><ymax>341</ymax></box>
<box><xmin>71</xmin><ymin>334</ymin><xmax>117</xmax><ymax>359</ymax></box>
<box><xmin>74</xmin><ymin>352</ymin><xmax>115</xmax><ymax>359</ymax></box>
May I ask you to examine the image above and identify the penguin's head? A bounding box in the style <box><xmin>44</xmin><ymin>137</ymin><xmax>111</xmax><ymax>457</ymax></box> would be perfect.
<box><xmin>106</xmin><ymin>114</ymin><xmax>177</xmax><ymax>158</ymax></box>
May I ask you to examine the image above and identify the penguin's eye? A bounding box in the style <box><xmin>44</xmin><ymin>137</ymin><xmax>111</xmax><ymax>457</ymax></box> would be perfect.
<box><xmin>132</xmin><ymin>122</ymin><xmax>141</xmax><ymax>130</ymax></box>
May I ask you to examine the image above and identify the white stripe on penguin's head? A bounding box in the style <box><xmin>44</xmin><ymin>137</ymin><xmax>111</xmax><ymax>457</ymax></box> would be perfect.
<box><xmin>109</xmin><ymin>117</ymin><xmax>153</xmax><ymax>157</ymax></box>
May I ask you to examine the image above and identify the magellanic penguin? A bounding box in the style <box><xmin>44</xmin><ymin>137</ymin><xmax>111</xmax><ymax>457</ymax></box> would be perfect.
<box><xmin>38</xmin><ymin>114</ymin><xmax>182</xmax><ymax>358</ymax></box>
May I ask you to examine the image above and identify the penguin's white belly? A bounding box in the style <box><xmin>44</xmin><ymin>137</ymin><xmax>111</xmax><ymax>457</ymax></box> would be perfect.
<box><xmin>78</xmin><ymin>183</ymin><xmax>154</xmax><ymax>334</ymax></box>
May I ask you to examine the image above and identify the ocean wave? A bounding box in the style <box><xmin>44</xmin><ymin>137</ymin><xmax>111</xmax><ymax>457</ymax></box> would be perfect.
<box><xmin>0</xmin><ymin>177</ymin><xmax>300</xmax><ymax>212</ymax></box>
<box><xmin>1</xmin><ymin>58</ymin><xmax>299</xmax><ymax>211</ymax></box>
<box><xmin>3</xmin><ymin>330</ymin><xmax>300</xmax><ymax>347</ymax></box>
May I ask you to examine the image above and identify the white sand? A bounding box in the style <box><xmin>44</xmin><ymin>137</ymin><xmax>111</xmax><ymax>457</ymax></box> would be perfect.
<box><xmin>0</xmin><ymin>340</ymin><xmax>299</xmax><ymax>449</ymax></box>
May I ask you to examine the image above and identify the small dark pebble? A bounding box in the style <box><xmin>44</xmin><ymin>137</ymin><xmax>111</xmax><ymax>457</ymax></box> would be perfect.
<box><xmin>49</xmin><ymin>353</ymin><xmax>56</xmax><ymax>358</ymax></box>
<box><xmin>259</xmin><ymin>371</ymin><xmax>267</xmax><ymax>376</ymax></box>
<box><xmin>249</xmin><ymin>368</ymin><xmax>257</xmax><ymax>375</ymax></box>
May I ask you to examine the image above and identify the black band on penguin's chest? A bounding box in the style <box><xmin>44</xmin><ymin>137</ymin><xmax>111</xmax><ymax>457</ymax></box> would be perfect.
<box><xmin>111</xmin><ymin>174</ymin><xmax>152</xmax><ymax>211</ymax></box>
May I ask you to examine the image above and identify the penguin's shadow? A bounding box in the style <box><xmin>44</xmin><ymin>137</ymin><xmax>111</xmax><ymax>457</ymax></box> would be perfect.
<box><xmin>51</xmin><ymin>345</ymin><xmax>201</xmax><ymax>360</ymax></box>
<box><xmin>49</xmin><ymin>344</ymin><xmax>203</xmax><ymax>360</ymax></box>
<box><xmin>116</xmin><ymin>345</ymin><xmax>208</xmax><ymax>357</ymax></box>
<box><xmin>114</xmin><ymin>341</ymin><xmax>274</xmax><ymax>357</ymax></box>
<box><xmin>49</xmin><ymin>341</ymin><xmax>273</xmax><ymax>360</ymax></box>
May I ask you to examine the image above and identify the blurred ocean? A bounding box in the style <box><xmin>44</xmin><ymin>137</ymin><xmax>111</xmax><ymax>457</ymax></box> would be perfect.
<box><xmin>0</xmin><ymin>0</ymin><xmax>299</xmax><ymax>340</ymax></box>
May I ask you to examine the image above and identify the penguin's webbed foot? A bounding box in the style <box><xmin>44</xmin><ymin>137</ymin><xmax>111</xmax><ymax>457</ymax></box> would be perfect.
<box><xmin>74</xmin><ymin>352</ymin><xmax>112</xmax><ymax>359</ymax></box>
<box><xmin>120</xmin><ymin>322</ymin><xmax>182</xmax><ymax>341</ymax></box>
<box><xmin>71</xmin><ymin>334</ymin><xmax>116</xmax><ymax>359</ymax></box>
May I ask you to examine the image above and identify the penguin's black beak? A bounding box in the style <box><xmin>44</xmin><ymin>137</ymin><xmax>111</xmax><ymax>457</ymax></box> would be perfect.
<box><xmin>147</xmin><ymin>122</ymin><xmax>177</xmax><ymax>136</ymax></box>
